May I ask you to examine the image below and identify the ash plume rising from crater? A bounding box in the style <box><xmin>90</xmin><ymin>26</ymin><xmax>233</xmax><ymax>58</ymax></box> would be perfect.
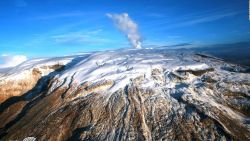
<box><xmin>107</xmin><ymin>13</ymin><xmax>142</xmax><ymax>49</ymax></box>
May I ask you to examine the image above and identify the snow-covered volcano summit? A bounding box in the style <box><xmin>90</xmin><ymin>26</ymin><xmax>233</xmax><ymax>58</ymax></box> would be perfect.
<box><xmin>0</xmin><ymin>49</ymin><xmax>216</xmax><ymax>92</ymax></box>
<box><xmin>0</xmin><ymin>48</ymin><xmax>250</xmax><ymax>140</ymax></box>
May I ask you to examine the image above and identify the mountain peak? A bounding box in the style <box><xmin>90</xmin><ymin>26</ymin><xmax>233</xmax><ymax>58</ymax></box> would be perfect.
<box><xmin>0</xmin><ymin>48</ymin><xmax>250</xmax><ymax>140</ymax></box>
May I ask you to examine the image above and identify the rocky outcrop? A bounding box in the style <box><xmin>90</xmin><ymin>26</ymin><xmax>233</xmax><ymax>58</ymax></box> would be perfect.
<box><xmin>0</xmin><ymin>64</ymin><xmax>65</xmax><ymax>104</ymax></box>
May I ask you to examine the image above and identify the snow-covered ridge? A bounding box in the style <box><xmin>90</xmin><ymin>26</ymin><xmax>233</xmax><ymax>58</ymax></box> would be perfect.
<box><xmin>3</xmin><ymin>49</ymin><xmax>208</xmax><ymax>91</ymax></box>
<box><xmin>1</xmin><ymin>48</ymin><xmax>249</xmax><ymax>92</ymax></box>
<box><xmin>0</xmin><ymin>55</ymin><xmax>78</xmax><ymax>80</ymax></box>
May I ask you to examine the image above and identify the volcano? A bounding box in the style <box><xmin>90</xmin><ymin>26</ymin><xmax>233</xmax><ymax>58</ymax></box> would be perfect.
<box><xmin>0</xmin><ymin>48</ymin><xmax>250</xmax><ymax>141</ymax></box>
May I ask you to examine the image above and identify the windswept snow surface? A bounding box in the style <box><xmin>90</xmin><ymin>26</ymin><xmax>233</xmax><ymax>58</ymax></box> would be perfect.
<box><xmin>12</xmin><ymin>49</ymin><xmax>208</xmax><ymax>92</ymax></box>
<box><xmin>1</xmin><ymin>48</ymin><xmax>249</xmax><ymax>92</ymax></box>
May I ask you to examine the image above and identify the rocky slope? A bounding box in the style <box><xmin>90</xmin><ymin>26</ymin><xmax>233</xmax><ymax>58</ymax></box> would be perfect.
<box><xmin>0</xmin><ymin>48</ymin><xmax>250</xmax><ymax>141</ymax></box>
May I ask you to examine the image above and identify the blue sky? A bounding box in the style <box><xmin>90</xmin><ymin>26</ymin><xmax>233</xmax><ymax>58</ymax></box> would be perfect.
<box><xmin>0</xmin><ymin>0</ymin><xmax>249</xmax><ymax>59</ymax></box>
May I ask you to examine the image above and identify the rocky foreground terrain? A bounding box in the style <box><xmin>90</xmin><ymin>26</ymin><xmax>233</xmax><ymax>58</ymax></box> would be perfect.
<box><xmin>0</xmin><ymin>48</ymin><xmax>250</xmax><ymax>141</ymax></box>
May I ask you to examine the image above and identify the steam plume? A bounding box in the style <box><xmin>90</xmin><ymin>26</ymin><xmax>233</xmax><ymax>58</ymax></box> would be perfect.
<box><xmin>107</xmin><ymin>13</ymin><xmax>142</xmax><ymax>49</ymax></box>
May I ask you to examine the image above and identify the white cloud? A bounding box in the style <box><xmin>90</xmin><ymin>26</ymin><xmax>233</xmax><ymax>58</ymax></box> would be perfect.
<box><xmin>51</xmin><ymin>29</ymin><xmax>112</xmax><ymax>45</ymax></box>
<box><xmin>34</xmin><ymin>12</ymin><xmax>86</xmax><ymax>20</ymax></box>
<box><xmin>175</xmin><ymin>11</ymin><xmax>239</xmax><ymax>27</ymax></box>
<box><xmin>0</xmin><ymin>54</ymin><xmax>27</xmax><ymax>68</ymax></box>
<box><xmin>107</xmin><ymin>13</ymin><xmax>142</xmax><ymax>49</ymax></box>
<box><xmin>143</xmin><ymin>9</ymin><xmax>242</xmax><ymax>31</ymax></box>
